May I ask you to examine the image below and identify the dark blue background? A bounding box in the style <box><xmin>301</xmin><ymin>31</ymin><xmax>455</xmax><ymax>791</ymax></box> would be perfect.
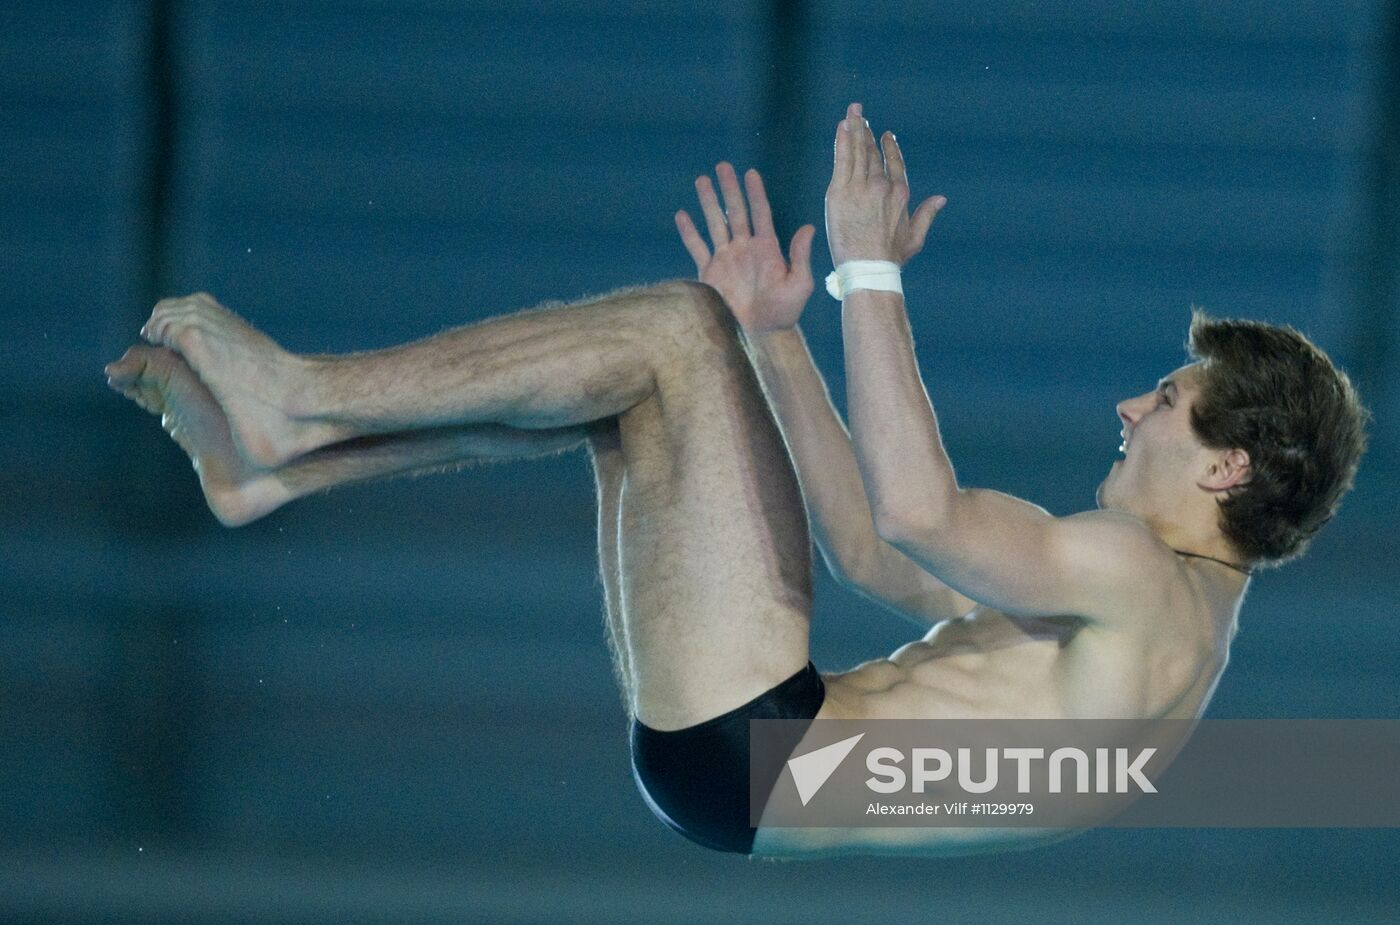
<box><xmin>3</xmin><ymin>1</ymin><xmax>1397</xmax><ymax>921</ymax></box>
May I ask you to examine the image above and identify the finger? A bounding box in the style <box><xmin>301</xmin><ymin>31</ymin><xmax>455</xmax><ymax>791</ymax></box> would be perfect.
<box><xmin>882</xmin><ymin>131</ymin><xmax>907</xmax><ymax>187</ymax></box>
<box><xmin>694</xmin><ymin>174</ymin><xmax>730</xmax><ymax>247</ymax></box>
<box><xmin>847</xmin><ymin>103</ymin><xmax>867</xmax><ymax>179</ymax></box>
<box><xmin>833</xmin><ymin>115</ymin><xmax>854</xmax><ymax>185</ymax></box>
<box><xmin>716</xmin><ymin>162</ymin><xmax>750</xmax><ymax>238</ymax></box>
<box><xmin>674</xmin><ymin>210</ymin><xmax>711</xmax><ymax>271</ymax></box>
<box><xmin>744</xmin><ymin>169</ymin><xmax>776</xmax><ymax>239</ymax></box>
<box><xmin>787</xmin><ymin>224</ymin><xmax>816</xmax><ymax>287</ymax></box>
<box><xmin>908</xmin><ymin>195</ymin><xmax>947</xmax><ymax>253</ymax></box>
<box><xmin>859</xmin><ymin>115</ymin><xmax>882</xmax><ymax>180</ymax></box>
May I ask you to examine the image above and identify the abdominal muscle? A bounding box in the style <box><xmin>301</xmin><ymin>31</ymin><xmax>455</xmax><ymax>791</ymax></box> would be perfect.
<box><xmin>818</xmin><ymin>604</ymin><xmax>1216</xmax><ymax>723</ymax></box>
<box><xmin>765</xmin><ymin>599</ymin><xmax>1226</xmax><ymax>857</ymax></box>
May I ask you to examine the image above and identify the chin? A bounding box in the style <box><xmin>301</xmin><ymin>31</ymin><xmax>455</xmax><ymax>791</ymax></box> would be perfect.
<box><xmin>1096</xmin><ymin>467</ymin><xmax>1116</xmax><ymax>509</ymax></box>
<box><xmin>1097</xmin><ymin>469</ymin><xmax>1126</xmax><ymax>511</ymax></box>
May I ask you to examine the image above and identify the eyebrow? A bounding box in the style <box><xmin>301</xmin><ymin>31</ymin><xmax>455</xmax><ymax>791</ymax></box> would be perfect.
<box><xmin>1156</xmin><ymin>378</ymin><xmax>1177</xmax><ymax>394</ymax></box>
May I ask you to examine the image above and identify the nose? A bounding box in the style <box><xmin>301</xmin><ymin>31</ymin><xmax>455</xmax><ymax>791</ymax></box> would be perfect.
<box><xmin>1116</xmin><ymin>391</ymin><xmax>1149</xmax><ymax>427</ymax></box>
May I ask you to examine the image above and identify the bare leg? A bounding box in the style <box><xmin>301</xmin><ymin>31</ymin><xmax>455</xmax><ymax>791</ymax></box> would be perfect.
<box><xmin>587</xmin><ymin>418</ymin><xmax>633</xmax><ymax>712</ymax></box>
<box><xmin>106</xmin><ymin>345</ymin><xmax>590</xmax><ymax>526</ymax></box>
<box><xmin>133</xmin><ymin>282</ymin><xmax>813</xmax><ymax>729</ymax></box>
<box><xmin>108</xmin><ymin>345</ymin><xmax>636</xmax><ymax>710</ymax></box>
<box><xmin>141</xmin><ymin>289</ymin><xmax>670</xmax><ymax>467</ymax></box>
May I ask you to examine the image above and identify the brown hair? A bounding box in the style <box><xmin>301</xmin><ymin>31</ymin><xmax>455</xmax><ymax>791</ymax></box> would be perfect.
<box><xmin>1186</xmin><ymin>308</ymin><xmax>1371</xmax><ymax>569</ymax></box>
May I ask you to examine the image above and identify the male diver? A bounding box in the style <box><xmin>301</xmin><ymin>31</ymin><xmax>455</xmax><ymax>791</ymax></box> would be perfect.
<box><xmin>105</xmin><ymin>103</ymin><xmax>1368</xmax><ymax>857</ymax></box>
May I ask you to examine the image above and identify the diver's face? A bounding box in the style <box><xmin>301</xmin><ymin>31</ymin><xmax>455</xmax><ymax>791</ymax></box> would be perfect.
<box><xmin>1096</xmin><ymin>362</ymin><xmax>1207</xmax><ymax>512</ymax></box>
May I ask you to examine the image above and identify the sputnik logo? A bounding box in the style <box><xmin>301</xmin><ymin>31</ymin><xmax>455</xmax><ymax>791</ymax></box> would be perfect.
<box><xmin>786</xmin><ymin>733</ymin><xmax>865</xmax><ymax>806</ymax></box>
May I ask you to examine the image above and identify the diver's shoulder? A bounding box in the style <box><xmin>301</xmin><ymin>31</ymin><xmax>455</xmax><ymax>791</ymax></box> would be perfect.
<box><xmin>1060</xmin><ymin>508</ymin><xmax>1178</xmax><ymax>574</ymax></box>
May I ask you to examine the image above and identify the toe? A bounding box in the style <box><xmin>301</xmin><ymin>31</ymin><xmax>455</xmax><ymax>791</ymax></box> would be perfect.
<box><xmin>105</xmin><ymin>346</ymin><xmax>147</xmax><ymax>387</ymax></box>
<box><xmin>171</xmin><ymin>324</ymin><xmax>206</xmax><ymax>359</ymax></box>
<box><xmin>146</xmin><ymin>299</ymin><xmax>191</xmax><ymax>343</ymax></box>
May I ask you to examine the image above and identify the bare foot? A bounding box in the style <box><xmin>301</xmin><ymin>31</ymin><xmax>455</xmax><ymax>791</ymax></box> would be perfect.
<box><xmin>105</xmin><ymin>344</ymin><xmax>292</xmax><ymax>526</ymax></box>
<box><xmin>140</xmin><ymin>292</ymin><xmax>344</xmax><ymax>467</ymax></box>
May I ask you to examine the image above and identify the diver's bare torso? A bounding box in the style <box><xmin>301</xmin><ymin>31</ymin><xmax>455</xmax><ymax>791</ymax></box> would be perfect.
<box><xmin>752</xmin><ymin>559</ymin><xmax>1244</xmax><ymax>857</ymax></box>
<box><xmin>819</xmin><ymin>557</ymin><xmax>1243</xmax><ymax>725</ymax></box>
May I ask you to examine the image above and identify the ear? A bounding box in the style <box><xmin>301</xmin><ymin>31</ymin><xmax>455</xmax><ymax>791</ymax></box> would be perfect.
<box><xmin>1199</xmin><ymin>447</ymin><xmax>1250</xmax><ymax>494</ymax></box>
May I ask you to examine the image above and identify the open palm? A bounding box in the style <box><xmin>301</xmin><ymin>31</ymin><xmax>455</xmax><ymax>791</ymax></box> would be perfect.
<box><xmin>675</xmin><ymin>163</ymin><xmax>816</xmax><ymax>334</ymax></box>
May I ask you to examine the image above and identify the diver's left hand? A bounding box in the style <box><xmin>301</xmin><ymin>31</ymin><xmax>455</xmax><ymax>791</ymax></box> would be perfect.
<box><xmin>675</xmin><ymin>162</ymin><xmax>816</xmax><ymax>334</ymax></box>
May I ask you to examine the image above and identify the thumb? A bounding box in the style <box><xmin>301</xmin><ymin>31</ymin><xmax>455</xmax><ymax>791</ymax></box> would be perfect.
<box><xmin>908</xmin><ymin>195</ymin><xmax>946</xmax><ymax>255</ymax></box>
<box><xmin>788</xmin><ymin>224</ymin><xmax>817</xmax><ymax>285</ymax></box>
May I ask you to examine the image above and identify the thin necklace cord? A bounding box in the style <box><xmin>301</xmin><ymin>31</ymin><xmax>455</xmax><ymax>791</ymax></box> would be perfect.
<box><xmin>1172</xmin><ymin>548</ymin><xmax>1253</xmax><ymax>577</ymax></box>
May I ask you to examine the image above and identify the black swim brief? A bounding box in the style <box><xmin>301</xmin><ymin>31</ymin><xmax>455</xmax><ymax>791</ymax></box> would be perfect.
<box><xmin>630</xmin><ymin>662</ymin><xmax>826</xmax><ymax>855</ymax></box>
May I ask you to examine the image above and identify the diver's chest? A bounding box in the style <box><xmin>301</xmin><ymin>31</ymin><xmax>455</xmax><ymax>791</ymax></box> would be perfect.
<box><xmin>930</xmin><ymin>608</ymin><xmax>1080</xmax><ymax>649</ymax></box>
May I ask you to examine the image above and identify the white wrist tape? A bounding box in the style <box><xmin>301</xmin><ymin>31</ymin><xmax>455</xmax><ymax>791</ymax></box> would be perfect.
<box><xmin>824</xmin><ymin>260</ymin><xmax>903</xmax><ymax>300</ymax></box>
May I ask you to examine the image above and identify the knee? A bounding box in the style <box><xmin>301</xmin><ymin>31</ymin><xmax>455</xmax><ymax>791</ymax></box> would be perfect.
<box><xmin>651</xmin><ymin>280</ymin><xmax>743</xmax><ymax>357</ymax></box>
